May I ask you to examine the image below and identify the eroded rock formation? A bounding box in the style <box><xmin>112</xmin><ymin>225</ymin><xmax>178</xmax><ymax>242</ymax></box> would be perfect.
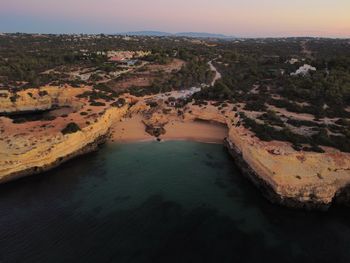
<box><xmin>0</xmin><ymin>85</ymin><xmax>128</xmax><ymax>183</ymax></box>
<box><xmin>1</xmin><ymin>90</ymin><xmax>350</xmax><ymax>210</ymax></box>
<box><xmin>184</xmin><ymin>103</ymin><xmax>350</xmax><ymax>210</ymax></box>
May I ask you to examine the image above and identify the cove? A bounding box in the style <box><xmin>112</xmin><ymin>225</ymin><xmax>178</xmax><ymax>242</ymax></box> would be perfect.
<box><xmin>1</xmin><ymin>141</ymin><xmax>350</xmax><ymax>263</ymax></box>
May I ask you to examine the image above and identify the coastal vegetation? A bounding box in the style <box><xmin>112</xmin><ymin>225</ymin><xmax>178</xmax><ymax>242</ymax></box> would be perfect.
<box><xmin>61</xmin><ymin>122</ymin><xmax>81</xmax><ymax>135</ymax></box>
<box><xmin>0</xmin><ymin>33</ymin><xmax>349</xmax><ymax>153</ymax></box>
<box><xmin>194</xmin><ymin>38</ymin><xmax>350</xmax><ymax>152</ymax></box>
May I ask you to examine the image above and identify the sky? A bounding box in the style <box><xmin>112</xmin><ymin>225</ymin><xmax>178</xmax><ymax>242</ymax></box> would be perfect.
<box><xmin>0</xmin><ymin>0</ymin><xmax>349</xmax><ymax>38</ymax></box>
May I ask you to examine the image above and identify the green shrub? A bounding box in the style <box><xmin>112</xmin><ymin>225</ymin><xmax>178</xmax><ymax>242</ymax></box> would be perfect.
<box><xmin>111</xmin><ymin>98</ymin><xmax>126</xmax><ymax>108</ymax></box>
<box><xmin>90</xmin><ymin>101</ymin><xmax>106</xmax><ymax>107</ymax></box>
<box><xmin>10</xmin><ymin>94</ymin><xmax>19</xmax><ymax>103</ymax></box>
<box><xmin>61</xmin><ymin>122</ymin><xmax>81</xmax><ymax>135</ymax></box>
<box><xmin>38</xmin><ymin>90</ymin><xmax>48</xmax><ymax>97</ymax></box>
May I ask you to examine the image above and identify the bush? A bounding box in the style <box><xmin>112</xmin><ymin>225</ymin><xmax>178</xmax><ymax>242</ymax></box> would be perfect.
<box><xmin>43</xmin><ymin>115</ymin><xmax>56</xmax><ymax>121</ymax></box>
<box><xmin>61</xmin><ymin>122</ymin><xmax>81</xmax><ymax>135</ymax></box>
<box><xmin>258</xmin><ymin>110</ymin><xmax>285</xmax><ymax>127</ymax></box>
<box><xmin>10</xmin><ymin>94</ymin><xmax>19</xmax><ymax>103</ymax></box>
<box><xmin>111</xmin><ymin>98</ymin><xmax>126</xmax><ymax>108</ymax></box>
<box><xmin>90</xmin><ymin>101</ymin><xmax>106</xmax><ymax>107</ymax></box>
<box><xmin>244</xmin><ymin>100</ymin><xmax>267</xmax><ymax>112</ymax></box>
<box><xmin>94</xmin><ymin>83</ymin><xmax>117</xmax><ymax>97</ymax></box>
<box><xmin>146</xmin><ymin>101</ymin><xmax>158</xmax><ymax>108</ymax></box>
<box><xmin>38</xmin><ymin>90</ymin><xmax>48</xmax><ymax>97</ymax></box>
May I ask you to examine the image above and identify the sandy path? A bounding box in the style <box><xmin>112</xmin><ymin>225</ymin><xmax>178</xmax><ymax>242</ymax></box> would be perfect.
<box><xmin>208</xmin><ymin>60</ymin><xmax>222</xmax><ymax>86</ymax></box>
<box><xmin>109</xmin><ymin>115</ymin><xmax>228</xmax><ymax>144</ymax></box>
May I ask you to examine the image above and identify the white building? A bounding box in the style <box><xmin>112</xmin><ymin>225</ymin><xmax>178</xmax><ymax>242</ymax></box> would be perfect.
<box><xmin>291</xmin><ymin>64</ymin><xmax>316</xmax><ymax>76</ymax></box>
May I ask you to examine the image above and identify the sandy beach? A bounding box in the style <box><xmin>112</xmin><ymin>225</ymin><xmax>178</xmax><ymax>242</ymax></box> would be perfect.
<box><xmin>109</xmin><ymin>114</ymin><xmax>228</xmax><ymax>144</ymax></box>
<box><xmin>109</xmin><ymin>115</ymin><xmax>154</xmax><ymax>143</ymax></box>
<box><xmin>160</xmin><ymin>119</ymin><xmax>228</xmax><ymax>144</ymax></box>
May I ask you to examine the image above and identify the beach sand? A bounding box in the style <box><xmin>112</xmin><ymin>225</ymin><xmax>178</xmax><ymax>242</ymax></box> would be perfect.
<box><xmin>109</xmin><ymin>115</ymin><xmax>228</xmax><ymax>144</ymax></box>
<box><xmin>160</xmin><ymin>119</ymin><xmax>228</xmax><ymax>144</ymax></box>
<box><xmin>109</xmin><ymin>115</ymin><xmax>154</xmax><ymax>143</ymax></box>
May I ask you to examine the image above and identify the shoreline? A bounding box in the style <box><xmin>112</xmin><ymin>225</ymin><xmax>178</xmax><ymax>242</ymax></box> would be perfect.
<box><xmin>0</xmin><ymin>133</ymin><xmax>108</xmax><ymax>184</ymax></box>
<box><xmin>223</xmin><ymin>138</ymin><xmax>331</xmax><ymax>210</ymax></box>
<box><xmin>109</xmin><ymin>114</ymin><xmax>228</xmax><ymax>145</ymax></box>
<box><xmin>109</xmin><ymin>137</ymin><xmax>224</xmax><ymax>145</ymax></box>
<box><xmin>160</xmin><ymin>137</ymin><xmax>223</xmax><ymax>145</ymax></box>
<box><xmin>2</xmin><ymin>89</ymin><xmax>349</xmax><ymax>211</ymax></box>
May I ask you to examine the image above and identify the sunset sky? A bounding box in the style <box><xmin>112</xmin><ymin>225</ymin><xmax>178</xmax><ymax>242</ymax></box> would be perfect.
<box><xmin>1</xmin><ymin>0</ymin><xmax>349</xmax><ymax>37</ymax></box>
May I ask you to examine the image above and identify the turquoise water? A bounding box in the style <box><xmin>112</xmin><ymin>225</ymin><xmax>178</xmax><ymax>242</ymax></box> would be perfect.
<box><xmin>1</xmin><ymin>141</ymin><xmax>350</xmax><ymax>262</ymax></box>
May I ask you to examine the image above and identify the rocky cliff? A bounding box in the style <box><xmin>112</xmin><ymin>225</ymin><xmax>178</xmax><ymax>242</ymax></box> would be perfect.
<box><xmin>184</xmin><ymin>103</ymin><xmax>350</xmax><ymax>209</ymax></box>
<box><xmin>2</xmin><ymin>90</ymin><xmax>350</xmax><ymax>210</ymax></box>
<box><xmin>0</xmin><ymin>86</ymin><xmax>128</xmax><ymax>183</ymax></box>
<box><xmin>0</xmin><ymin>85</ymin><xmax>87</xmax><ymax>113</ymax></box>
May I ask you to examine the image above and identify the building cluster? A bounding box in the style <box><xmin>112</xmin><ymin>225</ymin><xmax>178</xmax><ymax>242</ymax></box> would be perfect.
<box><xmin>104</xmin><ymin>50</ymin><xmax>150</xmax><ymax>66</ymax></box>
<box><xmin>291</xmin><ymin>64</ymin><xmax>317</xmax><ymax>76</ymax></box>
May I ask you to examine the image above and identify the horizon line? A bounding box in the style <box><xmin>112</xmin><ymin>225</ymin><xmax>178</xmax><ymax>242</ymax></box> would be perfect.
<box><xmin>1</xmin><ymin>31</ymin><xmax>349</xmax><ymax>40</ymax></box>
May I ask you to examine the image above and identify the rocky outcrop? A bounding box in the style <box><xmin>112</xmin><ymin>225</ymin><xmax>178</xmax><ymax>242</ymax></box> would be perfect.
<box><xmin>0</xmin><ymin>86</ymin><xmax>128</xmax><ymax>183</ymax></box>
<box><xmin>0</xmin><ymin>106</ymin><xmax>128</xmax><ymax>183</ymax></box>
<box><xmin>224</xmin><ymin>138</ymin><xmax>330</xmax><ymax>210</ymax></box>
<box><xmin>184</xmin><ymin>103</ymin><xmax>350</xmax><ymax>210</ymax></box>
<box><xmin>0</xmin><ymin>133</ymin><xmax>107</xmax><ymax>184</ymax></box>
<box><xmin>0</xmin><ymin>85</ymin><xmax>86</xmax><ymax>114</ymax></box>
<box><xmin>226</xmin><ymin>122</ymin><xmax>350</xmax><ymax>209</ymax></box>
<box><xmin>2</xmin><ymin>91</ymin><xmax>350</xmax><ymax>210</ymax></box>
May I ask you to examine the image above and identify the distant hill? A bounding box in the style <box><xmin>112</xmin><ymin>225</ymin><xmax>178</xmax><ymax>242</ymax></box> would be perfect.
<box><xmin>122</xmin><ymin>31</ymin><xmax>235</xmax><ymax>39</ymax></box>
<box><xmin>174</xmin><ymin>32</ymin><xmax>232</xmax><ymax>38</ymax></box>
<box><xmin>123</xmin><ymin>31</ymin><xmax>172</xmax><ymax>37</ymax></box>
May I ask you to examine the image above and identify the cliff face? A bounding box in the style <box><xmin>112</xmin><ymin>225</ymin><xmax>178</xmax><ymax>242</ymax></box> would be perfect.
<box><xmin>0</xmin><ymin>85</ymin><xmax>87</xmax><ymax>113</ymax></box>
<box><xmin>2</xmin><ymin>90</ymin><xmax>350</xmax><ymax>209</ymax></box>
<box><xmin>0</xmin><ymin>106</ymin><xmax>128</xmax><ymax>183</ymax></box>
<box><xmin>227</xmin><ymin>126</ymin><xmax>350</xmax><ymax>209</ymax></box>
<box><xmin>184</xmin><ymin>103</ymin><xmax>350</xmax><ymax>209</ymax></box>
<box><xmin>0</xmin><ymin>86</ymin><xmax>128</xmax><ymax>183</ymax></box>
<box><xmin>184</xmin><ymin>104</ymin><xmax>228</xmax><ymax>124</ymax></box>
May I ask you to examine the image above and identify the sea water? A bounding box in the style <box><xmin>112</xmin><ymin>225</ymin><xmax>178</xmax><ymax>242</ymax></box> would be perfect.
<box><xmin>1</xmin><ymin>141</ymin><xmax>350</xmax><ymax>263</ymax></box>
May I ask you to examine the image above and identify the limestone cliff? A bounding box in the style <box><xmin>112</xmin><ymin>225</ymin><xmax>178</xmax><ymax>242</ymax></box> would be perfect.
<box><xmin>0</xmin><ymin>86</ymin><xmax>128</xmax><ymax>183</ymax></box>
<box><xmin>227</xmin><ymin>125</ymin><xmax>350</xmax><ymax>209</ymax></box>
<box><xmin>184</xmin><ymin>103</ymin><xmax>350</xmax><ymax>209</ymax></box>
<box><xmin>2</xmin><ymin>90</ymin><xmax>350</xmax><ymax>210</ymax></box>
<box><xmin>0</xmin><ymin>106</ymin><xmax>128</xmax><ymax>183</ymax></box>
<box><xmin>0</xmin><ymin>85</ymin><xmax>87</xmax><ymax>113</ymax></box>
